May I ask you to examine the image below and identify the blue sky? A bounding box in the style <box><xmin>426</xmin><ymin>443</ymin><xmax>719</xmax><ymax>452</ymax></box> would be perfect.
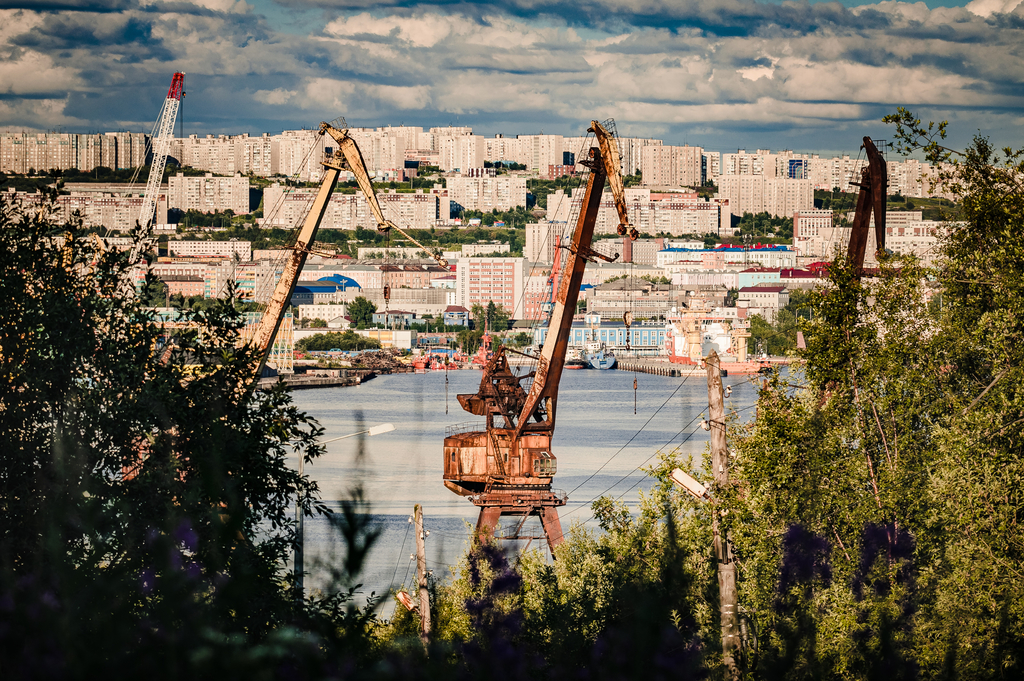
<box><xmin>0</xmin><ymin>0</ymin><xmax>1021</xmax><ymax>156</ymax></box>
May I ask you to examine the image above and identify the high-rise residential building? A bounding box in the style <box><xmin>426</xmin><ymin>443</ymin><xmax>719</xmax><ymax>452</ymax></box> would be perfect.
<box><xmin>262</xmin><ymin>185</ymin><xmax>444</xmax><ymax>231</ymax></box>
<box><xmin>455</xmin><ymin>256</ymin><xmax>527</xmax><ymax>318</ymax></box>
<box><xmin>549</xmin><ymin>187</ymin><xmax>732</xmax><ymax>236</ymax></box>
<box><xmin>641</xmin><ymin>145</ymin><xmax>703</xmax><ymax>188</ymax></box>
<box><xmin>166</xmin><ymin>239</ymin><xmax>252</xmax><ymax>260</ymax></box>
<box><xmin>446</xmin><ymin>175</ymin><xmax>527</xmax><ymax>212</ymax></box>
<box><xmin>525</xmin><ymin>221</ymin><xmax>564</xmax><ymax>264</ymax></box>
<box><xmin>168</xmin><ymin>173</ymin><xmax>250</xmax><ymax>215</ymax></box>
<box><xmin>792</xmin><ymin>209</ymin><xmax>835</xmax><ymax>257</ymax></box>
<box><xmin>2</xmin><ymin>187</ymin><xmax>167</xmax><ymax>231</ymax></box>
<box><xmin>716</xmin><ymin>175</ymin><xmax>813</xmax><ymax>218</ymax></box>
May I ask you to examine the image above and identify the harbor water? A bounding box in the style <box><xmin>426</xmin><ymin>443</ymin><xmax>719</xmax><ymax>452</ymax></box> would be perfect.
<box><xmin>290</xmin><ymin>368</ymin><xmax>761</xmax><ymax>607</ymax></box>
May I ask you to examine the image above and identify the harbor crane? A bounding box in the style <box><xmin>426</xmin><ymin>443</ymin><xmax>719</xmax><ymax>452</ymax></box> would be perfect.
<box><xmin>247</xmin><ymin>119</ymin><xmax>448</xmax><ymax>380</ymax></box>
<box><xmin>846</xmin><ymin>136</ymin><xmax>888</xmax><ymax>276</ymax></box>
<box><xmin>442</xmin><ymin>120</ymin><xmax>635</xmax><ymax>552</ymax></box>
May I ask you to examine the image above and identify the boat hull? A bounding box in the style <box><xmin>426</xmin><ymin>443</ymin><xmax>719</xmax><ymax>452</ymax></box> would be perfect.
<box><xmin>587</xmin><ymin>352</ymin><xmax>617</xmax><ymax>370</ymax></box>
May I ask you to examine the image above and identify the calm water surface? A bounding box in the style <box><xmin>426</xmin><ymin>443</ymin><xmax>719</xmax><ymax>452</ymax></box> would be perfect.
<box><xmin>290</xmin><ymin>367</ymin><xmax>760</xmax><ymax>606</ymax></box>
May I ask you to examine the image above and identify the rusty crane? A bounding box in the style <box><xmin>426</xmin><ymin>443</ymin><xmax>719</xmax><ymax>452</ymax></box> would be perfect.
<box><xmin>846</xmin><ymin>136</ymin><xmax>888</xmax><ymax>275</ymax></box>
<box><xmin>442</xmin><ymin>120</ymin><xmax>635</xmax><ymax>552</ymax></box>
<box><xmin>248</xmin><ymin>119</ymin><xmax>447</xmax><ymax>380</ymax></box>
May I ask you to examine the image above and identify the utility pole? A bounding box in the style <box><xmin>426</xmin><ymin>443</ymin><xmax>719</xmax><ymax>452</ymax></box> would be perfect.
<box><xmin>707</xmin><ymin>350</ymin><xmax>740</xmax><ymax>678</ymax></box>
<box><xmin>414</xmin><ymin>504</ymin><xmax>431</xmax><ymax>645</ymax></box>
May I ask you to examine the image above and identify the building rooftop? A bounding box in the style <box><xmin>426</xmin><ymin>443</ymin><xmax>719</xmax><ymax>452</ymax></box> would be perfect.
<box><xmin>739</xmin><ymin>285</ymin><xmax>788</xmax><ymax>293</ymax></box>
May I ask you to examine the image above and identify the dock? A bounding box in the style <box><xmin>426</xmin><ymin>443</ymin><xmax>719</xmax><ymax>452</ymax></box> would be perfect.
<box><xmin>257</xmin><ymin>370</ymin><xmax>376</xmax><ymax>391</ymax></box>
<box><xmin>616</xmin><ymin>359</ymin><xmax>704</xmax><ymax>377</ymax></box>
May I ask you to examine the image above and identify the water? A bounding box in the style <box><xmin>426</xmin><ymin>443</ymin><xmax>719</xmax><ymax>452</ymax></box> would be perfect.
<box><xmin>290</xmin><ymin>368</ymin><xmax>760</xmax><ymax>607</ymax></box>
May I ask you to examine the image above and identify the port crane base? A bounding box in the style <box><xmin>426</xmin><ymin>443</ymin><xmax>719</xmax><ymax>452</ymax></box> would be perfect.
<box><xmin>475</xmin><ymin>498</ymin><xmax>565</xmax><ymax>554</ymax></box>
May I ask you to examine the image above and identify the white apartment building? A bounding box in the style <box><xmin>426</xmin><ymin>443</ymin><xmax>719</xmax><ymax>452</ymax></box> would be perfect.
<box><xmin>525</xmin><ymin>221</ymin><xmax>567</xmax><ymax>264</ymax></box>
<box><xmin>0</xmin><ymin>131</ymin><xmax>147</xmax><ymax>174</ymax></box>
<box><xmin>3</xmin><ymin>188</ymin><xmax>167</xmax><ymax>232</ymax></box>
<box><xmin>297</xmin><ymin>304</ymin><xmax>349</xmax><ymax>323</ymax></box>
<box><xmin>168</xmin><ymin>173</ymin><xmax>250</xmax><ymax>214</ymax></box>
<box><xmin>262</xmin><ymin>185</ymin><xmax>446</xmax><ymax>231</ymax></box>
<box><xmin>455</xmin><ymin>256</ymin><xmax>527</xmax><ymax>318</ymax></box>
<box><xmin>548</xmin><ymin>188</ymin><xmax>732</xmax><ymax>236</ymax></box>
<box><xmin>793</xmin><ymin>209</ymin><xmax>835</xmax><ymax>257</ymax></box>
<box><xmin>641</xmin><ymin>145</ymin><xmax>703</xmax><ymax>187</ymax></box>
<box><xmin>447</xmin><ymin>175</ymin><xmax>527</xmax><ymax>212</ymax></box>
<box><xmin>167</xmin><ymin>239</ymin><xmax>252</xmax><ymax>260</ymax></box>
<box><xmin>716</xmin><ymin>175</ymin><xmax>813</xmax><ymax>218</ymax></box>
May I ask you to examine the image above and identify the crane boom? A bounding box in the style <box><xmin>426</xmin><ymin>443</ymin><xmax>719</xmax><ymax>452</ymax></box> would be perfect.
<box><xmin>847</xmin><ymin>136</ymin><xmax>887</xmax><ymax>276</ymax></box>
<box><xmin>134</xmin><ymin>73</ymin><xmax>184</xmax><ymax>261</ymax></box>
<box><xmin>248</xmin><ymin>122</ymin><xmax>346</xmax><ymax>379</ymax></box>
<box><xmin>331</xmin><ymin>130</ymin><xmax>449</xmax><ymax>269</ymax></box>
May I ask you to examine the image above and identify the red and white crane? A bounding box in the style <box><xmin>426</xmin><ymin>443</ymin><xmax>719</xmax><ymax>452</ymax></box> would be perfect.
<box><xmin>129</xmin><ymin>72</ymin><xmax>184</xmax><ymax>266</ymax></box>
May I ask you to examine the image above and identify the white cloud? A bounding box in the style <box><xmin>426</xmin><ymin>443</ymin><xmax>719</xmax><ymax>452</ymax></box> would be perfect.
<box><xmin>966</xmin><ymin>0</ymin><xmax>1023</xmax><ymax>16</ymax></box>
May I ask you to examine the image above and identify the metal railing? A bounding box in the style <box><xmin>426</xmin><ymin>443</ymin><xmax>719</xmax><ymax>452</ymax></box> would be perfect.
<box><xmin>445</xmin><ymin>421</ymin><xmax>485</xmax><ymax>437</ymax></box>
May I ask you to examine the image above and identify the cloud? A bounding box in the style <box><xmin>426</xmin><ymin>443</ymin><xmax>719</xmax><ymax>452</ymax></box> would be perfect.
<box><xmin>0</xmin><ymin>0</ymin><xmax>1020</xmax><ymax>156</ymax></box>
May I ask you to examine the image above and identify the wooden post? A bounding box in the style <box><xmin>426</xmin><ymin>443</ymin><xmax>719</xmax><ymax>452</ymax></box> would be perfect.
<box><xmin>414</xmin><ymin>504</ymin><xmax>431</xmax><ymax>645</ymax></box>
<box><xmin>707</xmin><ymin>351</ymin><xmax>740</xmax><ymax>678</ymax></box>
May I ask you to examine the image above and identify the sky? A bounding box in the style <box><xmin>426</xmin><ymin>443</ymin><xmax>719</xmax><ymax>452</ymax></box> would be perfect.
<box><xmin>0</xmin><ymin>0</ymin><xmax>1022</xmax><ymax>156</ymax></box>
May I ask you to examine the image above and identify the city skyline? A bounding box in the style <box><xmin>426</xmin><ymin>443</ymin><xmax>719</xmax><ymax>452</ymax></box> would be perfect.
<box><xmin>0</xmin><ymin>0</ymin><xmax>1021</xmax><ymax>157</ymax></box>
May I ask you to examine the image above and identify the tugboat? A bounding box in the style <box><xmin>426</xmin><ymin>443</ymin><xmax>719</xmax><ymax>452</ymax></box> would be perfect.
<box><xmin>564</xmin><ymin>347</ymin><xmax>587</xmax><ymax>370</ymax></box>
<box><xmin>585</xmin><ymin>340</ymin><xmax>617</xmax><ymax>370</ymax></box>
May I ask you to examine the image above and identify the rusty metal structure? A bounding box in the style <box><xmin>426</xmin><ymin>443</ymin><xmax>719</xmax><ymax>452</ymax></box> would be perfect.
<box><xmin>443</xmin><ymin>120</ymin><xmax>634</xmax><ymax>552</ymax></box>
<box><xmin>847</xmin><ymin>136</ymin><xmax>888</xmax><ymax>275</ymax></box>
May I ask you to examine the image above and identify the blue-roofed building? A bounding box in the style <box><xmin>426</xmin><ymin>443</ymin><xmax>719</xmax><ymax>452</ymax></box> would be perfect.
<box><xmin>371</xmin><ymin>310</ymin><xmax>415</xmax><ymax>328</ymax></box>
<box><xmin>656</xmin><ymin>243</ymin><xmax>796</xmax><ymax>269</ymax></box>
<box><xmin>317</xmin><ymin>274</ymin><xmax>361</xmax><ymax>289</ymax></box>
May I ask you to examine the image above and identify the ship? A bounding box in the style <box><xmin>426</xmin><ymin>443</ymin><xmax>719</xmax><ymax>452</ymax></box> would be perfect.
<box><xmin>585</xmin><ymin>341</ymin><xmax>617</xmax><ymax>370</ymax></box>
<box><xmin>564</xmin><ymin>348</ymin><xmax>587</xmax><ymax>370</ymax></box>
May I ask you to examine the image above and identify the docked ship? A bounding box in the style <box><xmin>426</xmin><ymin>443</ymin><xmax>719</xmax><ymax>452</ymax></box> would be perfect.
<box><xmin>585</xmin><ymin>341</ymin><xmax>617</xmax><ymax>370</ymax></box>
<box><xmin>565</xmin><ymin>348</ymin><xmax>587</xmax><ymax>370</ymax></box>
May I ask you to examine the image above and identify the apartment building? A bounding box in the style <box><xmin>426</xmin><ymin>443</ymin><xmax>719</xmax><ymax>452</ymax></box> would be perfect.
<box><xmin>523</xmin><ymin>271</ymin><xmax>552</xmax><ymax>320</ymax></box>
<box><xmin>0</xmin><ymin>131</ymin><xmax>148</xmax><ymax>174</ymax></box>
<box><xmin>592</xmin><ymin>237</ymin><xmax>667</xmax><ymax>265</ymax></box>
<box><xmin>2</xmin><ymin>188</ymin><xmax>167</xmax><ymax>231</ymax></box>
<box><xmin>738</xmin><ymin>285</ymin><xmax>790</xmax><ymax>322</ymax></box>
<box><xmin>657</xmin><ymin>245</ymin><xmax>796</xmax><ymax>269</ymax></box>
<box><xmin>716</xmin><ymin>175</ymin><xmax>813</xmax><ymax>218</ymax></box>
<box><xmin>167</xmin><ymin>239</ymin><xmax>252</xmax><ymax>260</ymax></box>
<box><xmin>641</xmin><ymin>145</ymin><xmax>703</xmax><ymax>187</ymax></box>
<box><xmin>525</xmin><ymin>221</ymin><xmax>565</xmax><ymax>264</ymax></box>
<box><xmin>588</xmin><ymin>278</ymin><xmax>678</xmax><ymax>320</ymax></box>
<box><xmin>548</xmin><ymin>188</ymin><xmax>732</xmax><ymax>236</ymax></box>
<box><xmin>262</xmin><ymin>185</ymin><xmax>445</xmax><ymax>231</ymax></box>
<box><xmin>168</xmin><ymin>173</ymin><xmax>249</xmax><ymax>214</ymax></box>
<box><xmin>447</xmin><ymin>174</ymin><xmax>527</xmax><ymax>212</ymax></box>
<box><xmin>455</xmin><ymin>256</ymin><xmax>527</xmax><ymax>318</ymax></box>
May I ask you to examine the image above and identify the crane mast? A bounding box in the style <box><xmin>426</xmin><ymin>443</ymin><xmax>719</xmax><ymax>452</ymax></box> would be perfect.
<box><xmin>442</xmin><ymin>120</ymin><xmax>633</xmax><ymax>552</ymax></box>
<box><xmin>133</xmin><ymin>72</ymin><xmax>184</xmax><ymax>263</ymax></box>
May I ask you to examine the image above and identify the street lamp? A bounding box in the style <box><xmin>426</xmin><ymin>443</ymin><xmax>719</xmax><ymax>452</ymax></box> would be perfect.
<box><xmin>294</xmin><ymin>422</ymin><xmax>397</xmax><ymax>597</ymax></box>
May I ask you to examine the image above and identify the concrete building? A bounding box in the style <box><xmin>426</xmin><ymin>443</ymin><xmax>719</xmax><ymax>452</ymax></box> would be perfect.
<box><xmin>588</xmin><ymin>278</ymin><xmax>677</xmax><ymax>320</ymax></box>
<box><xmin>446</xmin><ymin>175</ymin><xmax>527</xmax><ymax>212</ymax></box>
<box><xmin>738</xmin><ymin>285</ymin><xmax>790</xmax><ymax>322</ymax></box>
<box><xmin>548</xmin><ymin>188</ymin><xmax>731</xmax><ymax>236</ymax></box>
<box><xmin>641</xmin><ymin>145</ymin><xmax>703</xmax><ymax>188</ymax></box>
<box><xmin>168</xmin><ymin>173</ymin><xmax>250</xmax><ymax>215</ymax></box>
<box><xmin>793</xmin><ymin>209</ymin><xmax>835</xmax><ymax>257</ymax></box>
<box><xmin>297</xmin><ymin>304</ymin><xmax>349</xmax><ymax>324</ymax></box>
<box><xmin>1</xmin><ymin>131</ymin><xmax>150</xmax><ymax>174</ymax></box>
<box><xmin>167</xmin><ymin>239</ymin><xmax>252</xmax><ymax>261</ymax></box>
<box><xmin>456</xmin><ymin>256</ymin><xmax>527</xmax><ymax>318</ymax></box>
<box><xmin>262</xmin><ymin>185</ymin><xmax>445</xmax><ymax>231</ymax></box>
<box><xmin>2</xmin><ymin>187</ymin><xmax>167</xmax><ymax>232</ymax></box>
<box><xmin>525</xmin><ymin>221</ymin><xmax>565</xmax><ymax>264</ymax></box>
<box><xmin>716</xmin><ymin>175</ymin><xmax>813</xmax><ymax>219</ymax></box>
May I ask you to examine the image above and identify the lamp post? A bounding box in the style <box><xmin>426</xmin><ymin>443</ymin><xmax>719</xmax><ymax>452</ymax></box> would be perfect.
<box><xmin>294</xmin><ymin>422</ymin><xmax>397</xmax><ymax>598</ymax></box>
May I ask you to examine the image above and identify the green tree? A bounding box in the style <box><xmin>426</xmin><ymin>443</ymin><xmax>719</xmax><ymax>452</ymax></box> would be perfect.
<box><xmin>0</xmin><ymin>193</ymin><xmax>385</xmax><ymax>676</ymax></box>
<box><xmin>348</xmin><ymin>296</ymin><xmax>376</xmax><ymax>328</ymax></box>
